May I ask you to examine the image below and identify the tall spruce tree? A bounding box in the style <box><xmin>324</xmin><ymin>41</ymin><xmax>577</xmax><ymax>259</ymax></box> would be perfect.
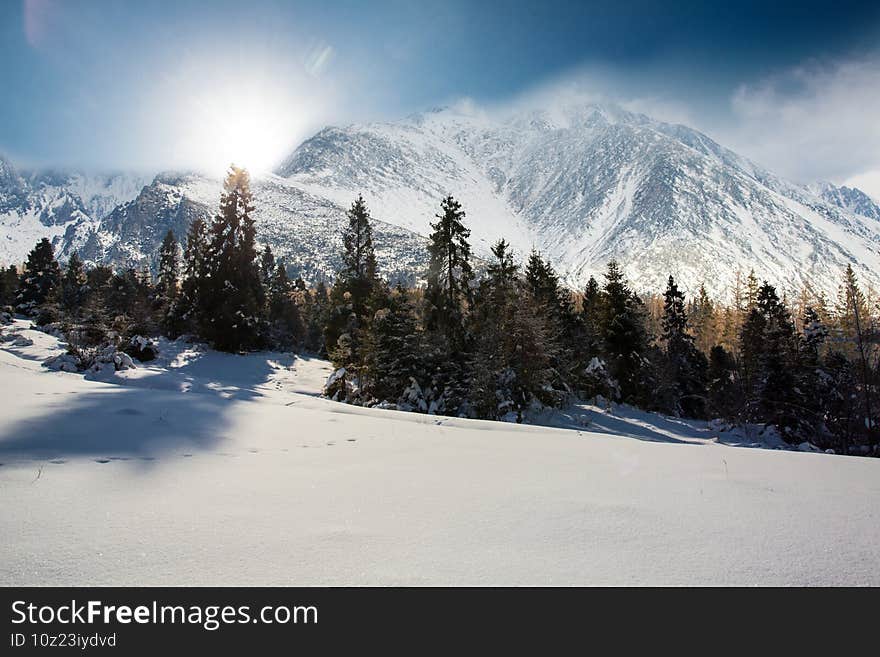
<box><xmin>259</xmin><ymin>245</ymin><xmax>276</xmax><ymax>288</ymax></box>
<box><xmin>421</xmin><ymin>195</ymin><xmax>475</xmax><ymax>413</ymax></box>
<box><xmin>156</xmin><ymin>230</ymin><xmax>180</xmax><ymax>298</ymax></box>
<box><xmin>60</xmin><ymin>252</ymin><xmax>87</xmax><ymax>316</ymax></box>
<box><xmin>740</xmin><ymin>282</ymin><xmax>806</xmax><ymax>441</ymax></box>
<box><xmin>469</xmin><ymin>241</ymin><xmax>555</xmax><ymax>420</ymax></box>
<box><xmin>579</xmin><ymin>276</ymin><xmax>603</xmax><ymax>364</ymax></box>
<box><xmin>425</xmin><ymin>195</ymin><xmax>473</xmax><ymax>348</ymax></box>
<box><xmin>835</xmin><ymin>264</ymin><xmax>875</xmax><ymax>445</ymax></box>
<box><xmin>178</xmin><ymin>216</ymin><xmax>208</xmax><ymax>332</ymax></box>
<box><xmin>659</xmin><ymin>276</ymin><xmax>707</xmax><ymax>418</ymax></box>
<box><xmin>201</xmin><ymin>166</ymin><xmax>265</xmax><ymax>352</ymax></box>
<box><xmin>707</xmin><ymin>345</ymin><xmax>739</xmax><ymax>420</ymax></box>
<box><xmin>599</xmin><ymin>261</ymin><xmax>652</xmax><ymax>404</ymax></box>
<box><xmin>363</xmin><ymin>285</ymin><xmax>424</xmax><ymax>403</ymax></box>
<box><xmin>1</xmin><ymin>265</ymin><xmax>19</xmax><ymax>306</ymax></box>
<box><xmin>325</xmin><ymin>195</ymin><xmax>381</xmax><ymax>378</ymax></box>
<box><xmin>524</xmin><ymin>250</ymin><xmax>577</xmax><ymax>390</ymax></box>
<box><xmin>266</xmin><ymin>263</ymin><xmax>305</xmax><ymax>349</ymax></box>
<box><xmin>156</xmin><ymin>230</ymin><xmax>182</xmax><ymax>336</ymax></box>
<box><xmin>17</xmin><ymin>238</ymin><xmax>61</xmax><ymax>309</ymax></box>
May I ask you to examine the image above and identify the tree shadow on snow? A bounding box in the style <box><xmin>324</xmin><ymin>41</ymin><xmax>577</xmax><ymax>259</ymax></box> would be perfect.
<box><xmin>0</xmin><ymin>354</ymin><xmax>289</xmax><ymax>466</ymax></box>
<box><xmin>537</xmin><ymin>405</ymin><xmax>709</xmax><ymax>445</ymax></box>
<box><xmin>116</xmin><ymin>350</ymin><xmax>295</xmax><ymax>402</ymax></box>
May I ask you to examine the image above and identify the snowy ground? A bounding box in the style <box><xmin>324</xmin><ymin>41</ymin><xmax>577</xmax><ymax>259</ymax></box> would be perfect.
<box><xmin>1</xmin><ymin>319</ymin><xmax>878</xmax><ymax>585</ymax></box>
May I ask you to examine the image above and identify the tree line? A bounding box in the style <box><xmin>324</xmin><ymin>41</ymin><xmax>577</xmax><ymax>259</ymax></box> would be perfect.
<box><xmin>1</xmin><ymin>166</ymin><xmax>877</xmax><ymax>455</ymax></box>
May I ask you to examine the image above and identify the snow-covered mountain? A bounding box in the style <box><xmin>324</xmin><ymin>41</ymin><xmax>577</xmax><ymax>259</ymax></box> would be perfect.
<box><xmin>62</xmin><ymin>171</ymin><xmax>427</xmax><ymax>284</ymax></box>
<box><xmin>4</xmin><ymin>100</ymin><xmax>880</xmax><ymax>297</ymax></box>
<box><xmin>0</xmin><ymin>155</ymin><xmax>149</xmax><ymax>266</ymax></box>
<box><xmin>808</xmin><ymin>181</ymin><xmax>880</xmax><ymax>222</ymax></box>
<box><xmin>277</xmin><ymin>102</ymin><xmax>880</xmax><ymax>298</ymax></box>
<box><xmin>0</xmin><ymin>156</ymin><xmax>426</xmax><ymax>283</ymax></box>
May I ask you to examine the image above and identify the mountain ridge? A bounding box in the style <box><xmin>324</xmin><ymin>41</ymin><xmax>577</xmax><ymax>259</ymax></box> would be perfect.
<box><xmin>2</xmin><ymin>100</ymin><xmax>880</xmax><ymax>299</ymax></box>
<box><xmin>275</xmin><ymin>101</ymin><xmax>880</xmax><ymax>297</ymax></box>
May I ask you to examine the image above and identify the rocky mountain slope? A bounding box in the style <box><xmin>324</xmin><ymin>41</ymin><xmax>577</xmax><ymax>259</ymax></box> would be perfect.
<box><xmin>277</xmin><ymin>102</ymin><xmax>880</xmax><ymax>298</ymax></box>
<box><xmin>0</xmin><ymin>155</ymin><xmax>148</xmax><ymax>267</ymax></box>
<box><xmin>808</xmin><ymin>181</ymin><xmax>880</xmax><ymax>222</ymax></box>
<box><xmin>1</xmin><ymin>160</ymin><xmax>426</xmax><ymax>284</ymax></box>
<box><xmin>3</xmin><ymin>101</ymin><xmax>880</xmax><ymax>297</ymax></box>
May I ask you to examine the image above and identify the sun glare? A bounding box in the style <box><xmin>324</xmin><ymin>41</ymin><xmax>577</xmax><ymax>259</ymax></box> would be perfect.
<box><xmin>185</xmin><ymin>94</ymin><xmax>300</xmax><ymax>175</ymax></box>
<box><xmin>161</xmin><ymin>59</ymin><xmax>329</xmax><ymax>176</ymax></box>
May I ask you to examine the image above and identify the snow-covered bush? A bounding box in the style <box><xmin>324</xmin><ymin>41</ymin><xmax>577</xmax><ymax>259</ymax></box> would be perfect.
<box><xmin>43</xmin><ymin>353</ymin><xmax>80</xmax><ymax>373</ymax></box>
<box><xmin>398</xmin><ymin>377</ymin><xmax>429</xmax><ymax>413</ymax></box>
<box><xmin>45</xmin><ymin>343</ymin><xmax>135</xmax><ymax>373</ymax></box>
<box><xmin>125</xmin><ymin>335</ymin><xmax>159</xmax><ymax>362</ymax></box>
<box><xmin>33</xmin><ymin>304</ymin><xmax>61</xmax><ymax>327</ymax></box>
<box><xmin>34</xmin><ymin>321</ymin><xmax>65</xmax><ymax>339</ymax></box>
<box><xmin>324</xmin><ymin>367</ymin><xmax>355</xmax><ymax>401</ymax></box>
<box><xmin>582</xmin><ymin>357</ymin><xmax>620</xmax><ymax>402</ymax></box>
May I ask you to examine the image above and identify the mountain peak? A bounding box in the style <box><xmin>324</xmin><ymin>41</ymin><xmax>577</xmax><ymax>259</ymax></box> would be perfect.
<box><xmin>808</xmin><ymin>181</ymin><xmax>880</xmax><ymax>221</ymax></box>
<box><xmin>270</xmin><ymin>99</ymin><xmax>880</xmax><ymax>298</ymax></box>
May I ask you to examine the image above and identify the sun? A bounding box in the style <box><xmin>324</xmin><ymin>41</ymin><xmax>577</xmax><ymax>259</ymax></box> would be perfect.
<box><xmin>148</xmin><ymin>49</ymin><xmax>337</xmax><ymax>176</ymax></box>
<box><xmin>213</xmin><ymin>105</ymin><xmax>287</xmax><ymax>174</ymax></box>
<box><xmin>186</xmin><ymin>94</ymin><xmax>299</xmax><ymax>175</ymax></box>
<box><xmin>169</xmin><ymin>71</ymin><xmax>319</xmax><ymax>176</ymax></box>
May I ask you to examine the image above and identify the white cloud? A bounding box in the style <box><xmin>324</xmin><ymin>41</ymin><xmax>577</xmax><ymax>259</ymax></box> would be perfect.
<box><xmin>720</xmin><ymin>54</ymin><xmax>880</xmax><ymax>196</ymax></box>
<box><xmin>844</xmin><ymin>170</ymin><xmax>880</xmax><ymax>202</ymax></box>
<box><xmin>492</xmin><ymin>56</ymin><xmax>880</xmax><ymax>199</ymax></box>
<box><xmin>477</xmin><ymin>66</ymin><xmax>697</xmax><ymax>129</ymax></box>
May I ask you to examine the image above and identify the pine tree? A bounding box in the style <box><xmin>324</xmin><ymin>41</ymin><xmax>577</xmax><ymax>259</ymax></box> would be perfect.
<box><xmin>66</xmin><ymin>264</ymin><xmax>112</xmax><ymax>360</ymax></box>
<box><xmin>106</xmin><ymin>267</ymin><xmax>156</xmax><ymax>338</ymax></box>
<box><xmin>259</xmin><ymin>245</ymin><xmax>276</xmax><ymax>288</ymax></box>
<box><xmin>659</xmin><ymin>276</ymin><xmax>707</xmax><ymax>417</ymax></box>
<box><xmin>201</xmin><ymin>166</ymin><xmax>265</xmax><ymax>352</ymax></box>
<box><xmin>266</xmin><ymin>263</ymin><xmax>305</xmax><ymax>349</ymax></box>
<box><xmin>155</xmin><ymin>230</ymin><xmax>182</xmax><ymax>336</ymax></box>
<box><xmin>707</xmin><ymin>345</ymin><xmax>739</xmax><ymax>420</ymax></box>
<box><xmin>486</xmin><ymin>239</ymin><xmax>517</xmax><ymax>295</ymax></box>
<box><xmin>579</xmin><ymin>276</ymin><xmax>603</xmax><ymax>361</ymax></box>
<box><xmin>468</xmin><ymin>243</ymin><xmax>555</xmax><ymax>420</ymax></box>
<box><xmin>690</xmin><ymin>284</ymin><xmax>716</xmax><ymax>355</ymax></box>
<box><xmin>835</xmin><ymin>264</ymin><xmax>876</xmax><ymax>446</ymax></box>
<box><xmin>801</xmin><ymin>306</ymin><xmax>828</xmax><ymax>366</ymax></box>
<box><xmin>60</xmin><ymin>252</ymin><xmax>87</xmax><ymax>315</ymax></box>
<box><xmin>740</xmin><ymin>282</ymin><xmax>805</xmax><ymax>441</ymax></box>
<box><xmin>178</xmin><ymin>216</ymin><xmax>208</xmax><ymax>332</ymax></box>
<box><xmin>0</xmin><ymin>265</ymin><xmax>19</xmax><ymax>306</ymax></box>
<box><xmin>598</xmin><ymin>261</ymin><xmax>652</xmax><ymax>404</ymax></box>
<box><xmin>425</xmin><ymin>195</ymin><xmax>473</xmax><ymax>348</ymax></box>
<box><xmin>422</xmin><ymin>195</ymin><xmax>474</xmax><ymax>413</ymax></box>
<box><xmin>821</xmin><ymin>350</ymin><xmax>860</xmax><ymax>453</ymax></box>
<box><xmin>745</xmin><ymin>270</ymin><xmax>759</xmax><ymax>312</ymax></box>
<box><xmin>303</xmin><ymin>281</ymin><xmax>330</xmax><ymax>355</ymax></box>
<box><xmin>325</xmin><ymin>195</ymin><xmax>381</xmax><ymax>365</ymax></box>
<box><xmin>156</xmin><ymin>230</ymin><xmax>180</xmax><ymax>299</ymax></box>
<box><xmin>363</xmin><ymin>285</ymin><xmax>424</xmax><ymax>403</ymax></box>
<box><xmin>797</xmin><ymin>305</ymin><xmax>831</xmax><ymax>439</ymax></box>
<box><xmin>524</xmin><ymin>250</ymin><xmax>577</xmax><ymax>391</ymax></box>
<box><xmin>17</xmin><ymin>238</ymin><xmax>61</xmax><ymax>309</ymax></box>
<box><xmin>340</xmin><ymin>195</ymin><xmax>378</xmax><ymax>288</ymax></box>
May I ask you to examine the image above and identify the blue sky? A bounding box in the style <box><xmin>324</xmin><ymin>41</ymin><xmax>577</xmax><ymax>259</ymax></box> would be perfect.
<box><xmin>3</xmin><ymin>0</ymin><xmax>880</xmax><ymax>191</ymax></box>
